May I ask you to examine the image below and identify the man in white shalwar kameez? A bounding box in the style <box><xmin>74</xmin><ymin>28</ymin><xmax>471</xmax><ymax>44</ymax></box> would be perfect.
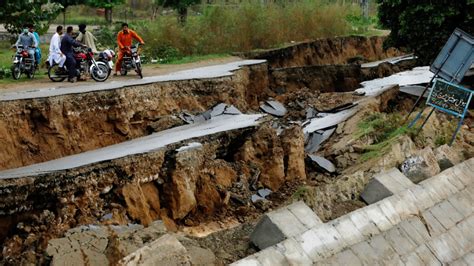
<box><xmin>48</xmin><ymin>25</ymin><xmax>66</xmax><ymax>67</ymax></box>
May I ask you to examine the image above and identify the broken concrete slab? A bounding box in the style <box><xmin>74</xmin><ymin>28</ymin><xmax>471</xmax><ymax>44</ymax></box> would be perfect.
<box><xmin>308</xmin><ymin>154</ymin><xmax>336</xmax><ymax>173</ymax></box>
<box><xmin>0</xmin><ymin>114</ymin><xmax>263</xmax><ymax>180</ymax></box>
<box><xmin>257</xmin><ymin>188</ymin><xmax>272</xmax><ymax>198</ymax></box>
<box><xmin>0</xmin><ymin>60</ymin><xmax>267</xmax><ymax>102</ymax></box>
<box><xmin>260</xmin><ymin>100</ymin><xmax>287</xmax><ymax>117</ymax></box>
<box><xmin>119</xmin><ymin>234</ymin><xmax>191</xmax><ymax>266</ymax></box>
<box><xmin>399</xmin><ymin>85</ymin><xmax>430</xmax><ymax>98</ymax></box>
<box><xmin>305</xmin><ymin>127</ymin><xmax>336</xmax><ymax>153</ymax></box>
<box><xmin>357</xmin><ymin>66</ymin><xmax>433</xmax><ymax>96</ymax></box>
<box><xmin>434</xmin><ymin>144</ymin><xmax>463</xmax><ymax>171</ymax></box>
<box><xmin>361</xmin><ymin>168</ymin><xmax>414</xmax><ymax>204</ymax></box>
<box><xmin>401</xmin><ymin>147</ymin><xmax>441</xmax><ymax>183</ymax></box>
<box><xmin>303</xmin><ymin>107</ymin><xmax>358</xmax><ymax>134</ymax></box>
<box><xmin>180</xmin><ymin>103</ymin><xmax>243</xmax><ymax>124</ymax></box>
<box><xmin>250</xmin><ymin>201</ymin><xmax>321</xmax><ymax>250</ymax></box>
<box><xmin>361</xmin><ymin>54</ymin><xmax>416</xmax><ymax>68</ymax></box>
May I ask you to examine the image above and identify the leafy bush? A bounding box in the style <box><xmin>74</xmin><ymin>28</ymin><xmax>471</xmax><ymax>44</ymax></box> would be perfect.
<box><xmin>377</xmin><ymin>0</ymin><xmax>474</xmax><ymax>64</ymax></box>
<box><xmin>0</xmin><ymin>67</ymin><xmax>12</xmax><ymax>79</ymax></box>
<box><xmin>132</xmin><ymin>1</ymin><xmax>354</xmax><ymax>59</ymax></box>
<box><xmin>95</xmin><ymin>24</ymin><xmax>122</xmax><ymax>49</ymax></box>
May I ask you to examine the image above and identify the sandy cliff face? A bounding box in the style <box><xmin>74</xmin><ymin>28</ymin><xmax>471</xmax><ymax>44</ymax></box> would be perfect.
<box><xmin>240</xmin><ymin>36</ymin><xmax>403</xmax><ymax>68</ymax></box>
<box><xmin>0</xmin><ymin>63</ymin><xmax>270</xmax><ymax>171</ymax></box>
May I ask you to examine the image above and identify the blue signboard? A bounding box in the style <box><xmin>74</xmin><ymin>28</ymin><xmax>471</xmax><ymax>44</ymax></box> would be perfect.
<box><xmin>426</xmin><ymin>78</ymin><xmax>473</xmax><ymax>118</ymax></box>
<box><xmin>430</xmin><ymin>28</ymin><xmax>474</xmax><ymax>84</ymax></box>
<box><xmin>424</xmin><ymin>78</ymin><xmax>473</xmax><ymax>145</ymax></box>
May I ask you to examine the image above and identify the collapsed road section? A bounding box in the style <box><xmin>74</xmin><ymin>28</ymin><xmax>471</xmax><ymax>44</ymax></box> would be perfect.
<box><xmin>0</xmin><ymin>35</ymin><xmax>472</xmax><ymax>265</ymax></box>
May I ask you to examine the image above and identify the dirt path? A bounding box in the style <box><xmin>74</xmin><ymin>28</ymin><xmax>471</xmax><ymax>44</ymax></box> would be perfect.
<box><xmin>0</xmin><ymin>56</ymin><xmax>241</xmax><ymax>93</ymax></box>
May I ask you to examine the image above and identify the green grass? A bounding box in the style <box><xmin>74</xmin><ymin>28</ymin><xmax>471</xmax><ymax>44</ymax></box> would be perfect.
<box><xmin>0</xmin><ymin>42</ymin><xmax>50</xmax><ymax>82</ymax></box>
<box><xmin>355</xmin><ymin>113</ymin><xmax>417</xmax><ymax>161</ymax></box>
<box><xmin>0</xmin><ymin>72</ymin><xmax>48</xmax><ymax>84</ymax></box>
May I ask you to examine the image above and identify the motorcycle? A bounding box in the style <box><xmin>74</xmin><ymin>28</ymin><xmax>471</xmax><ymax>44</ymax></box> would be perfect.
<box><xmin>11</xmin><ymin>45</ymin><xmax>36</xmax><ymax>80</ymax></box>
<box><xmin>120</xmin><ymin>43</ymin><xmax>143</xmax><ymax>79</ymax></box>
<box><xmin>47</xmin><ymin>47</ymin><xmax>110</xmax><ymax>82</ymax></box>
<box><xmin>97</xmin><ymin>49</ymin><xmax>115</xmax><ymax>76</ymax></box>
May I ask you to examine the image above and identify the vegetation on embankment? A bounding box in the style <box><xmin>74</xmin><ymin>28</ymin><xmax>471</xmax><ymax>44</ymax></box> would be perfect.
<box><xmin>95</xmin><ymin>1</ymin><xmax>373</xmax><ymax>62</ymax></box>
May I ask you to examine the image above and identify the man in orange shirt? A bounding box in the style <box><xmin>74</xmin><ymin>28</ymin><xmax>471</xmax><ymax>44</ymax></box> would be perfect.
<box><xmin>115</xmin><ymin>23</ymin><xmax>145</xmax><ymax>75</ymax></box>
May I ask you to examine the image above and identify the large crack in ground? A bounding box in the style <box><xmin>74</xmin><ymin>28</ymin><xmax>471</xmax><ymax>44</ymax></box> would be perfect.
<box><xmin>0</xmin><ymin>35</ymin><xmax>472</xmax><ymax>265</ymax></box>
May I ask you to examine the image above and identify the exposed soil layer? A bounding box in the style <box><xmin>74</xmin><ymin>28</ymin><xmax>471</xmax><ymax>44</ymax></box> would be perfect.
<box><xmin>1</xmin><ymin>35</ymin><xmax>461</xmax><ymax>265</ymax></box>
<box><xmin>239</xmin><ymin>36</ymin><xmax>403</xmax><ymax>68</ymax></box>
<box><xmin>270</xmin><ymin>60</ymin><xmax>416</xmax><ymax>94</ymax></box>
<box><xmin>0</xmin><ymin>63</ymin><xmax>270</xmax><ymax>170</ymax></box>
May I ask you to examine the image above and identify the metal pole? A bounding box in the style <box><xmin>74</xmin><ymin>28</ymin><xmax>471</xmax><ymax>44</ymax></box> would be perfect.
<box><xmin>403</xmin><ymin>35</ymin><xmax>462</xmax><ymax>125</ymax></box>
<box><xmin>415</xmin><ymin>107</ymin><xmax>435</xmax><ymax>135</ymax></box>
<box><xmin>403</xmin><ymin>75</ymin><xmax>437</xmax><ymax>125</ymax></box>
<box><xmin>449</xmin><ymin>118</ymin><xmax>464</xmax><ymax>146</ymax></box>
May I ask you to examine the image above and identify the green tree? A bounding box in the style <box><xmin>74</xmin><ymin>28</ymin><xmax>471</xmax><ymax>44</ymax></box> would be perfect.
<box><xmin>157</xmin><ymin>0</ymin><xmax>200</xmax><ymax>24</ymax></box>
<box><xmin>52</xmin><ymin>0</ymin><xmax>83</xmax><ymax>26</ymax></box>
<box><xmin>377</xmin><ymin>0</ymin><xmax>474</xmax><ymax>65</ymax></box>
<box><xmin>0</xmin><ymin>0</ymin><xmax>62</xmax><ymax>34</ymax></box>
<box><xmin>86</xmin><ymin>0</ymin><xmax>125</xmax><ymax>24</ymax></box>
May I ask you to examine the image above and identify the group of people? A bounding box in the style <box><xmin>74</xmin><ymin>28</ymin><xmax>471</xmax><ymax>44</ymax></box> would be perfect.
<box><xmin>15</xmin><ymin>23</ymin><xmax>145</xmax><ymax>82</ymax></box>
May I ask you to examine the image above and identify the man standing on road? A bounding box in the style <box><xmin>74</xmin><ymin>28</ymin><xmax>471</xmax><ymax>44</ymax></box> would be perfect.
<box><xmin>15</xmin><ymin>24</ymin><xmax>38</xmax><ymax>65</ymax></box>
<box><xmin>48</xmin><ymin>25</ymin><xmax>66</xmax><ymax>69</ymax></box>
<box><xmin>76</xmin><ymin>24</ymin><xmax>98</xmax><ymax>53</ymax></box>
<box><xmin>61</xmin><ymin>26</ymin><xmax>84</xmax><ymax>83</ymax></box>
<box><xmin>115</xmin><ymin>23</ymin><xmax>144</xmax><ymax>76</ymax></box>
<box><xmin>28</xmin><ymin>24</ymin><xmax>41</xmax><ymax>68</ymax></box>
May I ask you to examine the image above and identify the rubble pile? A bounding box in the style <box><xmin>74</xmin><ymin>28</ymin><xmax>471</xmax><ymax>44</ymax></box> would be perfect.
<box><xmin>0</xmin><ymin>35</ymin><xmax>472</xmax><ymax>265</ymax></box>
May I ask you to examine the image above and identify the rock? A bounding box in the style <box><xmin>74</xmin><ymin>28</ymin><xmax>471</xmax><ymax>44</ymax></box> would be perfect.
<box><xmin>166</xmin><ymin>145</ymin><xmax>205</xmax><ymax>220</ymax></box>
<box><xmin>378</xmin><ymin>135</ymin><xmax>417</xmax><ymax>170</ymax></box>
<box><xmin>187</xmin><ymin>246</ymin><xmax>216</xmax><ymax>265</ymax></box>
<box><xmin>235</xmin><ymin>126</ymin><xmax>285</xmax><ymax>191</ymax></box>
<box><xmin>118</xmin><ymin>234</ymin><xmax>191</xmax><ymax>266</ymax></box>
<box><xmin>121</xmin><ymin>182</ymin><xmax>161</xmax><ymax>226</ymax></box>
<box><xmin>281</xmin><ymin>126</ymin><xmax>307</xmax><ymax>181</ymax></box>
<box><xmin>336</xmin><ymin>122</ymin><xmax>345</xmax><ymax>134</ymax></box>
<box><xmin>46</xmin><ymin>226</ymin><xmax>109</xmax><ymax>266</ymax></box>
<box><xmin>434</xmin><ymin>144</ymin><xmax>463</xmax><ymax>171</ymax></box>
<box><xmin>401</xmin><ymin>147</ymin><xmax>441</xmax><ymax>183</ymax></box>
<box><xmin>254</xmin><ymin>198</ymin><xmax>272</xmax><ymax>211</ymax></box>
<box><xmin>147</xmin><ymin>116</ymin><xmax>184</xmax><ymax>132</ymax></box>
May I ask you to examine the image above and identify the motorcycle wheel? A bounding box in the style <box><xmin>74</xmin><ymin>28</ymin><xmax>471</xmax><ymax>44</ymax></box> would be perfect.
<box><xmin>27</xmin><ymin>68</ymin><xmax>35</xmax><ymax>79</ymax></box>
<box><xmin>90</xmin><ymin>62</ymin><xmax>110</xmax><ymax>82</ymax></box>
<box><xmin>136</xmin><ymin>62</ymin><xmax>143</xmax><ymax>79</ymax></box>
<box><xmin>48</xmin><ymin>64</ymin><xmax>66</xmax><ymax>82</ymax></box>
<box><xmin>120</xmin><ymin>69</ymin><xmax>127</xmax><ymax>76</ymax></box>
<box><xmin>11</xmin><ymin>64</ymin><xmax>21</xmax><ymax>80</ymax></box>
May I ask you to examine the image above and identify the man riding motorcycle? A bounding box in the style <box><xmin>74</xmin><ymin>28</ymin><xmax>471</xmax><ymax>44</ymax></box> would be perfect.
<box><xmin>15</xmin><ymin>25</ymin><xmax>38</xmax><ymax>66</ymax></box>
<box><xmin>61</xmin><ymin>26</ymin><xmax>86</xmax><ymax>83</ymax></box>
<box><xmin>115</xmin><ymin>23</ymin><xmax>144</xmax><ymax>76</ymax></box>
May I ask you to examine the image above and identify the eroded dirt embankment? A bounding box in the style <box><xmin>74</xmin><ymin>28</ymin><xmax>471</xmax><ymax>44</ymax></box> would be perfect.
<box><xmin>240</xmin><ymin>36</ymin><xmax>403</xmax><ymax>68</ymax></box>
<box><xmin>0</xmin><ymin>63</ymin><xmax>270</xmax><ymax>170</ymax></box>
<box><xmin>0</xmin><ymin>35</ymin><xmax>424</xmax><ymax>264</ymax></box>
